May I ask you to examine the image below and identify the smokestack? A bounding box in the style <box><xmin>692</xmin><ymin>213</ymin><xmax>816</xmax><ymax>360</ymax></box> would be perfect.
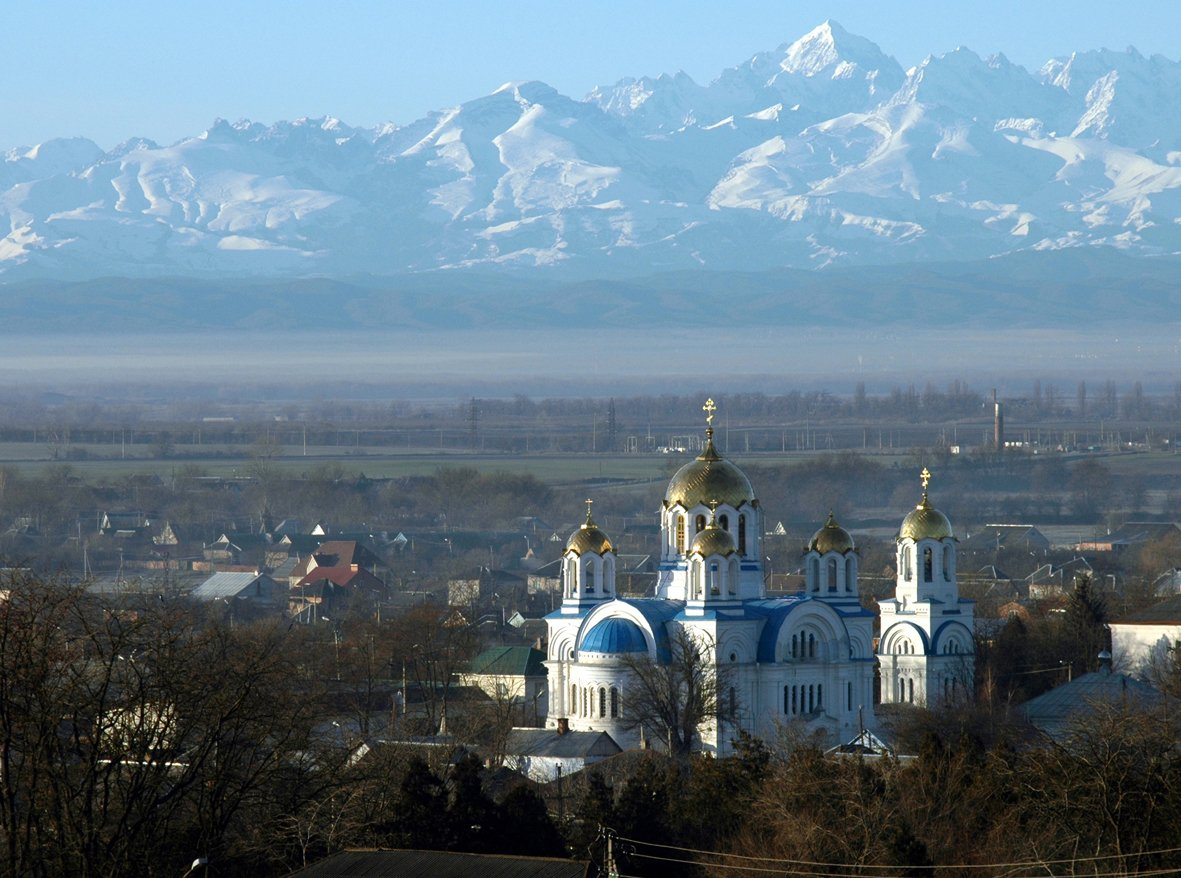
<box><xmin>993</xmin><ymin>389</ymin><xmax>1004</xmax><ymax>451</ymax></box>
<box><xmin>557</xmin><ymin>717</ymin><xmax>569</xmax><ymax>736</ymax></box>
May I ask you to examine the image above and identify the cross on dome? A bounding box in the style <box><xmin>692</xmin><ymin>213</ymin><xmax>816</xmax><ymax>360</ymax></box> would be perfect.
<box><xmin>703</xmin><ymin>398</ymin><xmax>716</xmax><ymax>427</ymax></box>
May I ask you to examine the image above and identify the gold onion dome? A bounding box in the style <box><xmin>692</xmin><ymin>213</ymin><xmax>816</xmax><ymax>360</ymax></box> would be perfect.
<box><xmin>665</xmin><ymin>431</ymin><xmax>755</xmax><ymax>509</ymax></box>
<box><xmin>810</xmin><ymin>512</ymin><xmax>855</xmax><ymax>554</ymax></box>
<box><xmin>899</xmin><ymin>468</ymin><xmax>954</xmax><ymax>541</ymax></box>
<box><xmin>567</xmin><ymin>501</ymin><xmax>613</xmax><ymax>556</ymax></box>
<box><xmin>689</xmin><ymin>518</ymin><xmax>737</xmax><ymax>557</ymax></box>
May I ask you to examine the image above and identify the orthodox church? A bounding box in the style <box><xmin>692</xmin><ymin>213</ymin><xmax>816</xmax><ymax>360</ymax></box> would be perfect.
<box><xmin>544</xmin><ymin>400</ymin><xmax>973</xmax><ymax>754</ymax></box>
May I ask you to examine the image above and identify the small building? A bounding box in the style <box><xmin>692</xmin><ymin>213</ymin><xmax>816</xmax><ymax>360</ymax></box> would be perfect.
<box><xmin>1078</xmin><ymin>522</ymin><xmax>1181</xmax><ymax>553</ymax></box>
<box><xmin>190</xmin><ymin>571</ymin><xmax>282</xmax><ymax>614</ymax></box>
<box><xmin>1019</xmin><ymin>654</ymin><xmax>1167</xmax><ymax>741</ymax></box>
<box><xmin>1110</xmin><ymin>594</ymin><xmax>1181</xmax><ymax>677</ymax></box>
<box><xmin>460</xmin><ymin>646</ymin><xmax>548</xmax><ymax>722</ymax></box>
<box><xmin>504</xmin><ymin>723</ymin><xmax>622</xmax><ymax>783</ymax></box>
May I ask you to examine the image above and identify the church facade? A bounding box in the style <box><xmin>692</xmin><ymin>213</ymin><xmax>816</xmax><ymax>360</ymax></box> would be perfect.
<box><xmin>543</xmin><ymin>402</ymin><xmax>974</xmax><ymax>754</ymax></box>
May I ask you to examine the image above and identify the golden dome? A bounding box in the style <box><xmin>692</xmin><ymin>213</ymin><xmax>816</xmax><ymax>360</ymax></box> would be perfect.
<box><xmin>567</xmin><ymin>501</ymin><xmax>613</xmax><ymax>556</ymax></box>
<box><xmin>689</xmin><ymin>520</ymin><xmax>736</xmax><ymax>557</ymax></box>
<box><xmin>898</xmin><ymin>469</ymin><xmax>953</xmax><ymax>541</ymax></box>
<box><xmin>664</xmin><ymin>432</ymin><xmax>755</xmax><ymax>510</ymax></box>
<box><xmin>810</xmin><ymin>512</ymin><xmax>855</xmax><ymax>554</ymax></box>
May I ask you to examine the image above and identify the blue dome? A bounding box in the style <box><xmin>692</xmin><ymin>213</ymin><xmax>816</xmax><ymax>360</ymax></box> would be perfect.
<box><xmin>580</xmin><ymin>617</ymin><xmax>648</xmax><ymax>655</ymax></box>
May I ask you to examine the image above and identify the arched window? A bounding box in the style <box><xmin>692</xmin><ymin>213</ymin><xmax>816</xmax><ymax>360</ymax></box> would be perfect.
<box><xmin>610</xmin><ymin>687</ymin><xmax>620</xmax><ymax>718</ymax></box>
<box><xmin>719</xmin><ymin>514</ymin><xmax>729</xmax><ymax>531</ymax></box>
<box><xmin>792</xmin><ymin>685</ymin><xmax>797</xmax><ymax>714</ymax></box>
<box><xmin>943</xmin><ymin>544</ymin><xmax>953</xmax><ymax>581</ymax></box>
<box><xmin>791</xmin><ymin>634</ymin><xmax>798</xmax><ymax>659</ymax></box>
<box><xmin>676</xmin><ymin>515</ymin><xmax>685</xmax><ymax>553</ymax></box>
<box><xmin>807</xmin><ymin>684</ymin><xmax>814</xmax><ymax>712</ymax></box>
<box><xmin>809</xmin><ymin>558</ymin><xmax>820</xmax><ymax>591</ymax></box>
<box><xmin>599</xmin><ymin>687</ymin><xmax>607</xmax><ymax>718</ymax></box>
<box><xmin>570</xmin><ymin>683</ymin><xmax>577</xmax><ymax>711</ymax></box>
<box><xmin>738</xmin><ymin>515</ymin><xmax>747</xmax><ymax>554</ymax></box>
<box><xmin>923</xmin><ymin>546</ymin><xmax>933</xmax><ymax>582</ymax></box>
<box><xmin>808</xmin><ymin>633</ymin><xmax>816</xmax><ymax>658</ymax></box>
<box><xmin>817</xmin><ymin>683</ymin><xmax>823</xmax><ymax>708</ymax></box>
<box><xmin>584</xmin><ymin>559</ymin><xmax>595</xmax><ymax>592</ymax></box>
<box><xmin>827</xmin><ymin>558</ymin><xmax>838</xmax><ymax>592</ymax></box>
<box><xmin>709</xmin><ymin>562</ymin><xmax>720</xmax><ymax>595</ymax></box>
<box><xmin>908</xmin><ymin>679</ymin><xmax>915</xmax><ymax>703</ymax></box>
<box><xmin>695</xmin><ymin>514</ymin><xmax>706</xmax><ymax>533</ymax></box>
<box><xmin>847</xmin><ymin>681</ymin><xmax>853</xmax><ymax>711</ymax></box>
<box><xmin>844</xmin><ymin>557</ymin><xmax>854</xmax><ymax>592</ymax></box>
<box><xmin>581</xmin><ymin>687</ymin><xmax>587</xmax><ymax>717</ymax></box>
<box><xmin>903</xmin><ymin>546</ymin><xmax>913</xmax><ymax>580</ymax></box>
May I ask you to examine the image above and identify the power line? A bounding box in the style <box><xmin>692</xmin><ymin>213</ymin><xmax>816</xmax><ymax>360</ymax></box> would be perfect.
<box><xmin>613</xmin><ymin>833</ymin><xmax>1181</xmax><ymax>874</ymax></box>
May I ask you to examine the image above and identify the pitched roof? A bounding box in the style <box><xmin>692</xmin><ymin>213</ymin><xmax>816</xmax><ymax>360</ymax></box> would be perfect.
<box><xmin>468</xmin><ymin>646</ymin><xmax>547</xmax><ymax>678</ymax></box>
<box><xmin>286</xmin><ymin>849</ymin><xmax>589</xmax><ymax>878</ymax></box>
<box><xmin>1114</xmin><ymin>594</ymin><xmax>1181</xmax><ymax>625</ymax></box>
<box><xmin>506</xmin><ymin>728</ymin><xmax>622</xmax><ymax>760</ymax></box>
<box><xmin>190</xmin><ymin>571</ymin><xmax>273</xmax><ymax>601</ymax></box>
<box><xmin>296</xmin><ymin>566</ymin><xmax>385</xmax><ymax>591</ymax></box>
<box><xmin>1019</xmin><ymin>666</ymin><xmax>1165</xmax><ymax>739</ymax></box>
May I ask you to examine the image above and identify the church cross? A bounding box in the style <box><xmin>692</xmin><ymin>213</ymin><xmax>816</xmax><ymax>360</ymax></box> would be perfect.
<box><xmin>703</xmin><ymin>398</ymin><xmax>717</xmax><ymax>427</ymax></box>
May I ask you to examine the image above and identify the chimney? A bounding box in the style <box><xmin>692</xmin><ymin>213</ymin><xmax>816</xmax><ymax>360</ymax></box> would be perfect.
<box><xmin>1098</xmin><ymin>649</ymin><xmax>1112</xmax><ymax>673</ymax></box>
<box><xmin>556</xmin><ymin>717</ymin><xmax>569</xmax><ymax>736</ymax></box>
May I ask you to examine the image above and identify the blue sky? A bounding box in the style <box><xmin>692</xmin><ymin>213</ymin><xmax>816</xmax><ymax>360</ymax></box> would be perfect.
<box><xmin>5</xmin><ymin>0</ymin><xmax>1180</xmax><ymax>150</ymax></box>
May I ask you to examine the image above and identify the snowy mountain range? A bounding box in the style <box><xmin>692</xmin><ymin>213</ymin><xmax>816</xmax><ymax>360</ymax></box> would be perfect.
<box><xmin>6</xmin><ymin>21</ymin><xmax>1181</xmax><ymax>286</ymax></box>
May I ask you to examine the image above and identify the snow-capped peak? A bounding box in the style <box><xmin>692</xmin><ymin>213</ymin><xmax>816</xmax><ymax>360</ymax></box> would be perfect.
<box><xmin>779</xmin><ymin>20</ymin><xmax>895</xmax><ymax>79</ymax></box>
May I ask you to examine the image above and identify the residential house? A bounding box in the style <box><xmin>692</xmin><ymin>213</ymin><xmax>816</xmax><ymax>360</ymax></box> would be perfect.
<box><xmin>290</xmin><ymin>566</ymin><xmax>387</xmax><ymax>620</ymax></box>
<box><xmin>1019</xmin><ymin>654</ymin><xmax>1167</xmax><ymax>740</ymax></box>
<box><xmin>447</xmin><ymin>567</ymin><xmax>526</xmax><ymax>609</ymax></box>
<box><xmin>1110</xmin><ymin>594</ymin><xmax>1181</xmax><ymax>678</ymax></box>
<box><xmin>504</xmin><ymin>721</ymin><xmax>621</xmax><ymax>783</ymax></box>
<box><xmin>288</xmin><ymin>540</ymin><xmax>385</xmax><ymax>588</ymax></box>
<box><xmin>1026</xmin><ymin>557</ymin><xmax>1094</xmax><ymax>601</ymax></box>
<box><xmin>190</xmin><ymin>571</ymin><xmax>281</xmax><ymax>616</ymax></box>
<box><xmin>1078</xmin><ymin>522</ymin><xmax>1181</xmax><ymax>553</ymax></box>
<box><xmin>459</xmin><ymin>646</ymin><xmax>548</xmax><ymax>723</ymax></box>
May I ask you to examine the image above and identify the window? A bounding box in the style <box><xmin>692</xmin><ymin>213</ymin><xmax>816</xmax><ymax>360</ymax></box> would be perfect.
<box><xmin>738</xmin><ymin>515</ymin><xmax>747</xmax><ymax>554</ymax></box>
<box><xmin>710</xmin><ymin>562</ymin><xmax>720</xmax><ymax>595</ymax></box>
<box><xmin>792</xmin><ymin>685</ymin><xmax>797</xmax><ymax>714</ymax></box>
<box><xmin>784</xmin><ymin>685</ymin><xmax>790</xmax><ymax>714</ymax></box>
<box><xmin>923</xmin><ymin>547</ymin><xmax>933</xmax><ymax>582</ymax></box>
<box><xmin>791</xmin><ymin>634</ymin><xmax>798</xmax><ymax>659</ymax></box>
<box><xmin>827</xmin><ymin>559</ymin><xmax>838</xmax><ymax>592</ymax></box>
<box><xmin>943</xmin><ymin>545</ymin><xmax>952</xmax><ymax>581</ymax></box>
<box><xmin>808</xmin><ymin>633</ymin><xmax>816</xmax><ymax>658</ymax></box>
<box><xmin>676</xmin><ymin>515</ymin><xmax>685</xmax><ymax>553</ymax></box>
<box><xmin>599</xmin><ymin>687</ymin><xmax>607</xmax><ymax>718</ymax></box>
<box><xmin>719</xmin><ymin>514</ymin><xmax>729</xmax><ymax>531</ymax></box>
<box><xmin>908</xmin><ymin>679</ymin><xmax>915</xmax><ymax>703</ymax></box>
<box><xmin>847</xmin><ymin>681</ymin><xmax>853</xmax><ymax>711</ymax></box>
<box><xmin>903</xmin><ymin>546</ymin><xmax>913</xmax><ymax>580</ymax></box>
<box><xmin>610</xmin><ymin>687</ymin><xmax>620</xmax><ymax>718</ymax></box>
<box><xmin>695</xmin><ymin>514</ymin><xmax>706</xmax><ymax>533</ymax></box>
<box><xmin>817</xmin><ymin>684</ymin><xmax>822</xmax><ymax>709</ymax></box>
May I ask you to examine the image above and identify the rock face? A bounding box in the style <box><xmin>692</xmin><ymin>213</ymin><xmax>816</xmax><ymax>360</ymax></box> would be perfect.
<box><xmin>5</xmin><ymin>21</ymin><xmax>1181</xmax><ymax>282</ymax></box>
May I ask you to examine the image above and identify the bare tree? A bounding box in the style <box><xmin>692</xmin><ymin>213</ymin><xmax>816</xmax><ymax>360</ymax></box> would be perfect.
<box><xmin>620</xmin><ymin>628</ymin><xmax>731</xmax><ymax>756</ymax></box>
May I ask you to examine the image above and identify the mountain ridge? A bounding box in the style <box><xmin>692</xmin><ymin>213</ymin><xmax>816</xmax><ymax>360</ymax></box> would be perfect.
<box><xmin>4</xmin><ymin>21</ymin><xmax>1181</xmax><ymax>299</ymax></box>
